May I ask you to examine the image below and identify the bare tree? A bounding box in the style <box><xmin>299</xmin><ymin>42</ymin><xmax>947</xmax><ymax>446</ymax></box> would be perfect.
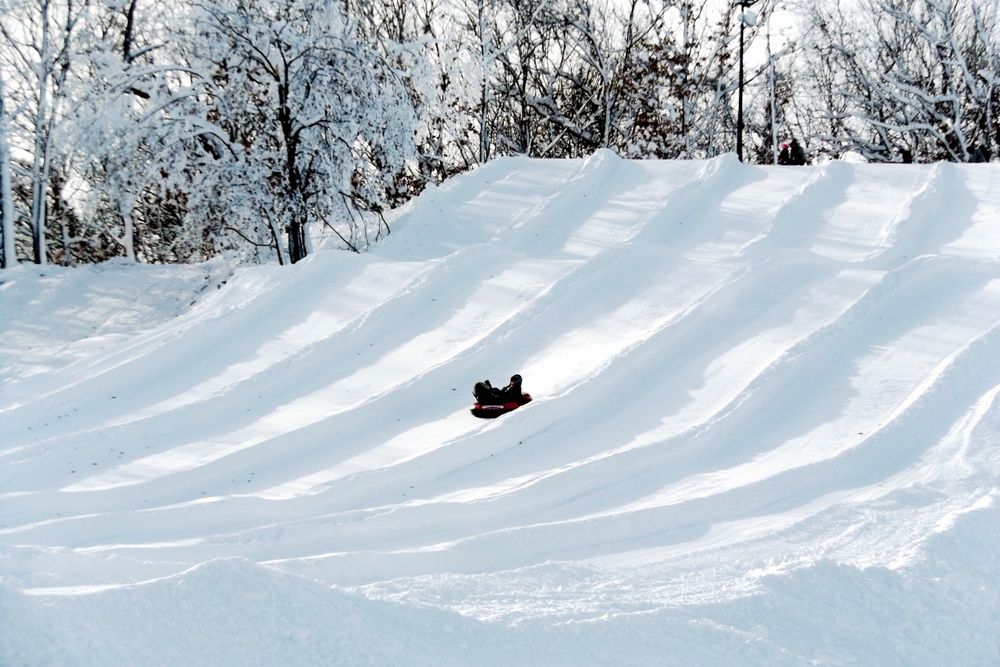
<box><xmin>0</xmin><ymin>0</ymin><xmax>86</xmax><ymax>264</ymax></box>
<box><xmin>793</xmin><ymin>0</ymin><xmax>1000</xmax><ymax>162</ymax></box>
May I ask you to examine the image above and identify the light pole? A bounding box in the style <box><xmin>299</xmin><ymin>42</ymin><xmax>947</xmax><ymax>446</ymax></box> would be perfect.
<box><xmin>736</xmin><ymin>0</ymin><xmax>760</xmax><ymax>163</ymax></box>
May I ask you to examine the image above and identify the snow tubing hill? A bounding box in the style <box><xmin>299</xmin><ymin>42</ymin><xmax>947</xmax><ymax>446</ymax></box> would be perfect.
<box><xmin>470</xmin><ymin>394</ymin><xmax>532</xmax><ymax>418</ymax></box>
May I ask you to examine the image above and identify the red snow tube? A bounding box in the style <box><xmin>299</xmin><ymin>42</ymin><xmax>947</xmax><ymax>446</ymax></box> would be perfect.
<box><xmin>470</xmin><ymin>394</ymin><xmax>532</xmax><ymax>418</ymax></box>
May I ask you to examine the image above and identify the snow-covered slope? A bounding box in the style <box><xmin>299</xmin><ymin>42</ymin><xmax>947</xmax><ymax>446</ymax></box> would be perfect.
<box><xmin>2</xmin><ymin>150</ymin><xmax>999</xmax><ymax>665</ymax></box>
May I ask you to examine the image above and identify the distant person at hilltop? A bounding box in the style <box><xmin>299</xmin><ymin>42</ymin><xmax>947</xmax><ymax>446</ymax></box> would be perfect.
<box><xmin>788</xmin><ymin>139</ymin><xmax>806</xmax><ymax>165</ymax></box>
<box><xmin>778</xmin><ymin>139</ymin><xmax>806</xmax><ymax>166</ymax></box>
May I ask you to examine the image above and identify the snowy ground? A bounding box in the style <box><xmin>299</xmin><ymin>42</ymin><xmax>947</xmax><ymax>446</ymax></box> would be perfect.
<box><xmin>2</xmin><ymin>150</ymin><xmax>999</xmax><ymax>665</ymax></box>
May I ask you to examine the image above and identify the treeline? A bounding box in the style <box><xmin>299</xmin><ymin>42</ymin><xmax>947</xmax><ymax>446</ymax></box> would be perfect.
<box><xmin>1</xmin><ymin>0</ymin><xmax>997</xmax><ymax>267</ymax></box>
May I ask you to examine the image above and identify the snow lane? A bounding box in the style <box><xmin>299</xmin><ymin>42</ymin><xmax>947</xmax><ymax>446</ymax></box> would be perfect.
<box><xmin>0</xmin><ymin>258</ymin><xmax>233</xmax><ymax>389</ymax></box>
<box><xmin>941</xmin><ymin>165</ymin><xmax>1000</xmax><ymax>259</ymax></box>
<box><xmin>102</xmin><ymin>259</ymin><xmax>437</xmax><ymax>423</ymax></box>
<box><xmin>811</xmin><ymin>162</ymin><xmax>930</xmax><ymax>262</ymax></box>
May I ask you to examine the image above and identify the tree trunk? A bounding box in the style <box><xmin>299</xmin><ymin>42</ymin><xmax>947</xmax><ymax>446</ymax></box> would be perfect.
<box><xmin>287</xmin><ymin>215</ymin><xmax>307</xmax><ymax>264</ymax></box>
<box><xmin>0</xmin><ymin>68</ymin><xmax>15</xmax><ymax>268</ymax></box>
<box><xmin>30</xmin><ymin>0</ymin><xmax>53</xmax><ymax>265</ymax></box>
<box><xmin>118</xmin><ymin>192</ymin><xmax>137</xmax><ymax>261</ymax></box>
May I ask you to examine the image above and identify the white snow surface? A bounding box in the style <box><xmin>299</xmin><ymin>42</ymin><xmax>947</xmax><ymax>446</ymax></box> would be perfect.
<box><xmin>2</xmin><ymin>150</ymin><xmax>1000</xmax><ymax>665</ymax></box>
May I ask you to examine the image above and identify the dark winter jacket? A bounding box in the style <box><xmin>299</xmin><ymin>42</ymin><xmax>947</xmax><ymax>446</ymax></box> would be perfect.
<box><xmin>789</xmin><ymin>140</ymin><xmax>806</xmax><ymax>165</ymax></box>
<box><xmin>499</xmin><ymin>380</ymin><xmax>525</xmax><ymax>403</ymax></box>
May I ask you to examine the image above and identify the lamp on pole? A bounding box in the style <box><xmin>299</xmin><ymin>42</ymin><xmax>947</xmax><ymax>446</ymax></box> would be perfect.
<box><xmin>737</xmin><ymin>0</ymin><xmax>760</xmax><ymax>163</ymax></box>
